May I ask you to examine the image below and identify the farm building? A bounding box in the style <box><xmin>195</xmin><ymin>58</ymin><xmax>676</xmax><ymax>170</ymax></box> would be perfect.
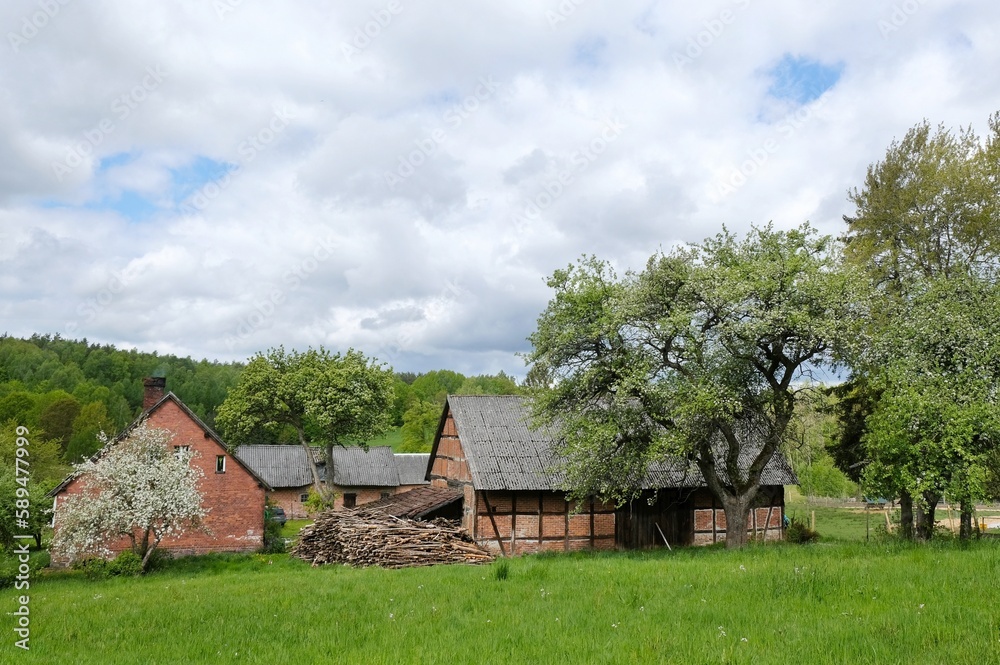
<box><xmin>234</xmin><ymin>444</ymin><xmax>430</xmax><ymax>517</ymax></box>
<box><xmin>50</xmin><ymin>377</ymin><xmax>270</xmax><ymax>563</ymax></box>
<box><xmin>426</xmin><ymin>394</ymin><xmax>796</xmax><ymax>555</ymax></box>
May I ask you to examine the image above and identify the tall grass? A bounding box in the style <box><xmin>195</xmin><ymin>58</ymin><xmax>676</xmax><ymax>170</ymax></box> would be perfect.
<box><xmin>5</xmin><ymin>541</ymin><xmax>998</xmax><ymax>664</ymax></box>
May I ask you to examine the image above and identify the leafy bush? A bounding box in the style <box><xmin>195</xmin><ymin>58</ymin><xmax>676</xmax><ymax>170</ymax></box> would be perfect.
<box><xmin>785</xmin><ymin>517</ymin><xmax>820</xmax><ymax>544</ymax></box>
<box><xmin>72</xmin><ymin>550</ymin><xmax>144</xmax><ymax>578</ymax></box>
<box><xmin>303</xmin><ymin>489</ymin><xmax>332</xmax><ymax>516</ymax></box>
<box><xmin>262</xmin><ymin>513</ymin><xmax>285</xmax><ymax>554</ymax></box>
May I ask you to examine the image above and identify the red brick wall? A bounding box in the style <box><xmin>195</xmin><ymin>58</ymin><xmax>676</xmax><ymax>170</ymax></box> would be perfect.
<box><xmin>269</xmin><ymin>486</ymin><xmax>312</xmax><ymax>519</ymax></box>
<box><xmin>430</xmin><ymin>414</ymin><xmax>471</xmax><ymax>484</ymax></box>
<box><xmin>53</xmin><ymin>399</ymin><xmax>266</xmax><ymax>562</ymax></box>
<box><xmin>691</xmin><ymin>486</ymin><xmax>786</xmax><ymax>545</ymax></box>
<box><xmin>475</xmin><ymin>490</ymin><xmax>616</xmax><ymax>556</ymax></box>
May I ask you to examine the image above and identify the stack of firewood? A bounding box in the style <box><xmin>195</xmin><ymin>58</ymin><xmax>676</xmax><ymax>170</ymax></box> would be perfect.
<box><xmin>291</xmin><ymin>508</ymin><xmax>493</xmax><ymax>568</ymax></box>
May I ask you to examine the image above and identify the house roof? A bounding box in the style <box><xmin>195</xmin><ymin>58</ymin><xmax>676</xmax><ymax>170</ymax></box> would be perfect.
<box><xmin>435</xmin><ymin>394</ymin><xmax>798</xmax><ymax>492</ymax></box>
<box><xmin>394</xmin><ymin>453</ymin><xmax>431</xmax><ymax>486</ymax></box>
<box><xmin>233</xmin><ymin>444</ymin><xmax>314</xmax><ymax>488</ymax></box>
<box><xmin>327</xmin><ymin>445</ymin><xmax>399</xmax><ymax>487</ymax></box>
<box><xmin>50</xmin><ymin>391</ymin><xmax>272</xmax><ymax>496</ymax></box>
<box><xmin>359</xmin><ymin>485</ymin><xmax>463</xmax><ymax>519</ymax></box>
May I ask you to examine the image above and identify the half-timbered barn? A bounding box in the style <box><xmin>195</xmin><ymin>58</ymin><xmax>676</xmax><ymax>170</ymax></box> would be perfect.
<box><xmin>426</xmin><ymin>394</ymin><xmax>796</xmax><ymax>555</ymax></box>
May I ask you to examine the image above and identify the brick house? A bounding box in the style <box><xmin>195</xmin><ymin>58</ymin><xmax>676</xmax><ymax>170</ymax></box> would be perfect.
<box><xmin>426</xmin><ymin>395</ymin><xmax>796</xmax><ymax>555</ymax></box>
<box><xmin>50</xmin><ymin>378</ymin><xmax>270</xmax><ymax>562</ymax></box>
<box><xmin>233</xmin><ymin>444</ymin><xmax>431</xmax><ymax>517</ymax></box>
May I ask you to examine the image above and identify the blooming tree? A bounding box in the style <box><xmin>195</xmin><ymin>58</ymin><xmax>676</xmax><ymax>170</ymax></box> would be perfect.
<box><xmin>52</xmin><ymin>423</ymin><xmax>206</xmax><ymax>571</ymax></box>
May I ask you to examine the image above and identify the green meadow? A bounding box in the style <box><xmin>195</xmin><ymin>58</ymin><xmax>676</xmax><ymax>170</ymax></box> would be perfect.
<box><xmin>4</xmin><ymin>523</ymin><xmax>999</xmax><ymax>664</ymax></box>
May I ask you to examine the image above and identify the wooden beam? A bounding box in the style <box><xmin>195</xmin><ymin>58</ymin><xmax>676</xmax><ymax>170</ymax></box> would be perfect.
<box><xmin>511</xmin><ymin>493</ymin><xmax>517</xmax><ymax>556</ymax></box>
<box><xmin>538</xmin><ymin>491</ymin><xmax>543</xmax><ymax>548</ymax></box>
<box><xmin>480</xmin><ymin>491</ymin><xmax>507</xmax><ymax>556</ymax></box>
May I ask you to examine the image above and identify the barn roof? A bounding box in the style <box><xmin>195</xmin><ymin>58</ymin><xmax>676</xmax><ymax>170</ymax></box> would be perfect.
<box><xmin>439</xmin><ymin>394</ymin><xmax>797</xmax><ymax>492</ymax></box>
<box><xmin>394</xmin><ymin>454</ymin><xmax>431</xmax><ymax>486</ymax></box>
<box><xmin>327</xmin><ymin>445</ymin><xmax>399</xmax><ymax>487</ymax></box>
<box><xmin>233</xmin><ymin>444</ymin><xmax>314</xmax><ymax>488</ymax></box>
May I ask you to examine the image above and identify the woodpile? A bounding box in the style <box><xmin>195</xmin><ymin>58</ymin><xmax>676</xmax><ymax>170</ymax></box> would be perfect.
<box><xmin>291</xmin><ymin>508</ymin><xmax>493</xmax><ymax>568</ymax></box>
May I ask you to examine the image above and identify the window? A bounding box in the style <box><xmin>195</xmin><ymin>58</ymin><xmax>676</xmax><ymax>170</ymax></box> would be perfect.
<box><xmin>216</xmin><ymin>455</ymin><xmax>226</xmax><ymax>473</ymax></box>
<box><xmin>343</xmin><ymin>493</ymin><xmax>357</xmax><ymax>508</ymax></box>
<box><xmin>173</xmin><ymin>445</ymin><xmax>190</xmax><ymax>458</ymax></box>
<box><xmin>380</xmin><ymin>491</ymin><xmax>391</xmax><ymax>500</ymax></box>
<box><xmin>299</xmin><ymin>493</ymin><xmax>310</xmax><ymax>503</ymax></box>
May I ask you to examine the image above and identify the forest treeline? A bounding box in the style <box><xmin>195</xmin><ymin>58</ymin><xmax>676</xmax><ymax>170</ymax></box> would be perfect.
<box><xmin>0</xmin><ymin>333</ymin><xmax>520</xmax><ymax>462</ymax></box>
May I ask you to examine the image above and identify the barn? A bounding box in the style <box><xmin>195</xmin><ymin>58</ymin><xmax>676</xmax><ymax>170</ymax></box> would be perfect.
<box><xmin>50</xmin><ymin>377</ymin><xmax>271</xmax><ymax>563</ymax></box>
<box><xmin>426</xmin><ymin>394</ymin><xmax>796</xmax><ymax>555</ymax></box>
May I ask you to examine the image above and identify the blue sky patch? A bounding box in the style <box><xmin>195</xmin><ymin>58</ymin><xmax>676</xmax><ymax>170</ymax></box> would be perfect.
<box><xmin>766</xmin><ymin>55</ymin><xmax>843</xmax><ymax>105</ymax></box>
<box><xmin>170</xmin><ymin>156</ymin><xmax>236</xmax><ymax>201</ymax></box>
<box><xmin>573</xmin><ymin>37</ymin><xmax>607</xmax><ymax>69</ymax></box>
<box><xmin>85</xmin><ymin>190</ymin><xmax>160</xmax><ymax>222</ymax></box>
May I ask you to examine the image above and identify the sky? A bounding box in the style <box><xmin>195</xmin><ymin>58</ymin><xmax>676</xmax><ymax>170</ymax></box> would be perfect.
<box><xmin>1</xmin><ymin>1</ymin><xmax>998</xmax><ymax>378</ymax></box>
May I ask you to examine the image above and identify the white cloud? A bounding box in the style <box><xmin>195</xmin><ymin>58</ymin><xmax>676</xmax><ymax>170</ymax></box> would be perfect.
<box><xmin>1</xmin><ymin>0</ymin><xmax>998</xmax><ymax>375</ymax></box>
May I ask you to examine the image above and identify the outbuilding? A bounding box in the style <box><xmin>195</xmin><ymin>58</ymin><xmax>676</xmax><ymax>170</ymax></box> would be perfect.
<box><xmin>426</xmin><ymin>395</ymin><xmax>796</xmax><ymax>555</ymax></box>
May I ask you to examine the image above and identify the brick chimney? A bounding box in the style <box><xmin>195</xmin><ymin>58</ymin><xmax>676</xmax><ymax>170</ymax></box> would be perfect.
<box><xmin>143</xmin><ymin>377</ymin><xmax>166</xmax><ymax>410</ymax></box>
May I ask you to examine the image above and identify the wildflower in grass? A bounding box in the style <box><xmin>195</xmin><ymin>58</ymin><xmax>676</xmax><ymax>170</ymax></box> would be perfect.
<box><xmin>739</xmin><ymin>565</ymin><xmax>746</xmax><ymax>572</ymax></box>
<box><xmin>741</xmin><ymin>638</ymin><xmax>748</xmax><ymax>643</ymax></box>
<box><xmin>718</xmin><ymin>626</ymin><xmax>726</xmax><ymax>637</ymax></box>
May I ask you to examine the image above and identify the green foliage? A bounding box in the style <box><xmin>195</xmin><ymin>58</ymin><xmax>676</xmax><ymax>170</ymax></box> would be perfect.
<box><xmin>527</xmin><ymin>223</ymin><xmax>866</xmax><ymax>547</ymax></box>
<box><xmin>860</xmin><ymin>277</ymin><xmax>1000</xmax><ymax>516</ymax></box>
<box><xmin>72</xmin><ymin>550</ymin><xmax>144</xmax><ymax>579</ymax></box>
<box><xmin>784</xmin><ymin>516</ymin><xmax>820</xmax><ymax>544</ymax></box>
<box><xmin>0</xmin><ymin>334</ymin><xmax>245</xmax><ymax>464</ymax></box>
<box><xmin>302</xmin><ymin>489</ymin><xmax>333</xmax><ymax>516</ymax></box>
<box><xmin>399</xmin><ymin>399</ymin><xmax>441</xmax><ymax>452</ymax></box>
<box><xmin>216</xmin><ymin>347</ymin><xmax>394</xmax><ymax>497</ymax></box>
<box><xmin>797</xmin><ymin>458</ymin><xmax>857</xmax><ymax>499</ymax></box>
<box><xmin>0</xmin><ymin>424</ymin><xmax>68</xmax><ymax>549</ymax></box>
<box><xmin>262</xmin><ymin>508</ymin><xmax>286</xmax><ymax>554</ymax></box>
<box><xmin>491</xmin><ymin>558</ymin><xmax>511</xmax><ymax>581</ymax></box>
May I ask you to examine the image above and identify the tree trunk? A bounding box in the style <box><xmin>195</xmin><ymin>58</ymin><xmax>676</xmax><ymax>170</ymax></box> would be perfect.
<box><xmin>297</xmin><ymin>428</ymin><xmax>323</xmax><ymax>493</ymax></box>
<box><xmin>959</xmin><ymin>499</ymin><xmax>974</xmax><ymax>541</ymax></box>
<box><xmin>720</xmin><ymin>494</ymin><xmax>753</xmax><ymax>549</ymax></box>
<box><xmin>915</xmin><ymin>491</ymin><xmax>939</xmax><ymax>541</ymax></box>
<box><xmin>899</xmin><ymin>491</ymin><xmax>914</xmax><ymax>540</ymax></box>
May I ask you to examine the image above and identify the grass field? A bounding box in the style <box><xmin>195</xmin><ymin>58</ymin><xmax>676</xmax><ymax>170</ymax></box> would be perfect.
<box><xmin>369</xmin><ymin>427</ymin><xmax>404</xmax><ymax>451</ymax></box>
<box><xmin>5</xmin><ymin>535</ymin><xmax>999</xmax><ymax>664</ymax></box>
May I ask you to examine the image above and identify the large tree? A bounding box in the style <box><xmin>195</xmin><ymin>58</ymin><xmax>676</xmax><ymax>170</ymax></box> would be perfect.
<box><xmin>51</xmin><ymin>423</ymin><xmax>206</xmax><ymax>571</ymax></box>
<box><xmin>860</xmin><ymin>277</ymin><xmax>1000</xmax><ymax>540</ymax></box>
<box><xmin>216</xmin><ymin>347</ymin><xmax>394</xmax><ymax>497</ymax></box>
<box><xmin>527</xmin><ymin>223</ymin><xmax>865</xmax><ymax>548</ymax></box>
<box><xmin>840</xmin><ymin>113</ymin><xmax>1000</xmax><ymax>539</ymax></box>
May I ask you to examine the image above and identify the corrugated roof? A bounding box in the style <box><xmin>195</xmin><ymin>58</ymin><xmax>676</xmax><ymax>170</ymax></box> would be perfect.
<box><xmin>444</xmin><ymin>395</ymin><xmax>798</xmax><ymax>491</ymax></box>
<box><xmin>394</xmin><ymin>454</ymin><xmax>431</xmax><ymax>486</ymax></box>
<box><xmin>328</xmin><ymin>446</ymin><xmax>399</xmax><ymax>487</ymax></box>
<box><xmin>234</xmin><ymin>444</ymin><xmax>314</xmax><ymax>488</ymax></box>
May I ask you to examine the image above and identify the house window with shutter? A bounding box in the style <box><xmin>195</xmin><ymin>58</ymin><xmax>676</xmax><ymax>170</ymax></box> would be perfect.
<box><xmin>343</xmin><ymin>493</ymin><xmax>357</xmax><ymax>508</ymax></box>
<box><xmin>216</xmin><ymin>455</ymin><xmax>226</xmax><ymax>473</ymax></box>
<box><xmin>299</xmin><ymin>493</ymin><xmax>310</xmax><ymax>503</ymax></box>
